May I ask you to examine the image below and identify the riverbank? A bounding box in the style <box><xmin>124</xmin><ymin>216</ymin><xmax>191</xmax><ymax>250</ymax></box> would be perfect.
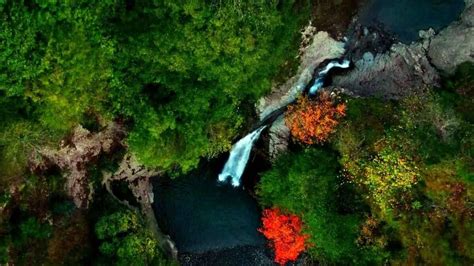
<box><xmin>178</xmin><ymin>245</ymin><xmax>274</xmax><ymax>266</ymax></box>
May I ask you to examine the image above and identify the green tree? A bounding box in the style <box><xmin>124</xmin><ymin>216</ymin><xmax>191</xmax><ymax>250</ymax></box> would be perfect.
<box><xmin>258</xmin><ymin>148</ymin><xmax>387</xmax><ymax>264</ymax></box>
<box><xmin>110</xmin><ymin>0</ymin><xmax>308</xmax><ymax>172</ymax></box>
<box><xmin>95</xmin><ymin>210</ymin><xmax>166</xmax><ymax>266</ymax></box>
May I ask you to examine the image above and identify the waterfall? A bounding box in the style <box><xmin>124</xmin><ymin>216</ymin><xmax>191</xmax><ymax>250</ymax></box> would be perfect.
<box><xmin>309</xmin><ymin>59</ymin><xmax>351</xmax><ymax>95</ymax></box>
<box><xmin>218</xmin><ymin>58</ymin><xmax>350</xmax><ymax>187</ymax></box>
<box><xmin>218</xmin><ymin>126</ymin><xmax>266</xmax><ymax>187</ymax></box>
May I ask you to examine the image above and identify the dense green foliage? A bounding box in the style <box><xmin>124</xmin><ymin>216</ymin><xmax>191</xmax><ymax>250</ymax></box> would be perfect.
<box><xmin>1</xmin><ymin>0</ymin><xmax>472</xmax><ymax>264</ymax></box>
<box><xmin>111</xmin><ymin>1</ymin><xmax>308</xmax><ymax>171</ymax></box>
<box><xmin>0</xmin><ymin>1</ymin><xmax>309</xmax><ymax>264</ymax></box>
<box><xmin>258</xmin><ymin>148</ymin><xmax>387</xmax><ymax>264</ymax></box>
<box><xmin>0</xmin><ymin>0</ymin><xmax>308</xmax><ymax>178</ymax></box>
<box><xmin>258</xmin><ymin>63</ymin><xmax>474</xmax><ymax>264</ymax></box>
<box><xmin>95</xmin><ymin>210</ymin><xmax>166</xmax><ymax>265</ymax></box>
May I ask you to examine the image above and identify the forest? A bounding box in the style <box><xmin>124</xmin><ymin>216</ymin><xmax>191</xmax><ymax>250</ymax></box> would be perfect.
<box><xmin>0</xmin><ymin>0</ymin><xmax>473</xmax><ymax>265</ymax></box>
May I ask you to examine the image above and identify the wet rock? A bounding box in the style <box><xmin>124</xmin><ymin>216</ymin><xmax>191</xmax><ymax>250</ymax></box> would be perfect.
<box><xmin>344</xmin><ymin>22</ymin><xmax>397</xmax><ymax>61</ymax></box>
<box><xmin>333</xmin><ymin>41</ymin><xmax>440</xmax><ymax>99</ymax></box>
<box><xmin>179</xmin><ymin>245</ymin><xmax>274</xmax><ymax>266</ymax></box>
<box><xmin>257</xmin><ymin>31</ymin><xmax>345</xmax><ymax>120</ymax></box>
<box><xmin>257</xmin><ymin>30</ymin><xmax>344</xmax><ymax>157</ymax></box>
<box><xmin>428</xmin><ymin>0</ymin><xmax>474</xmax><ymax>74</ymax></box>
<box><xmin>268</xmin><ymin>115</ymin><xmax>290</xmax><ymax>160</ymax></box>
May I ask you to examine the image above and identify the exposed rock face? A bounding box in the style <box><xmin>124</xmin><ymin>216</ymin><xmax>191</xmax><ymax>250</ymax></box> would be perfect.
<box><xmin>428</xmin><ymin>0</ymin><xmax>474</xmax><ymax>74</ymax></box>
<box><xmin>335</xmin><ymin>0</ymin><xmax>473</xmax><ymax>97</ymax></box>
<box><xmin>268</xmin><ymin>116</ymin><xmax>290</xmax><ymax>159</ymax></box>
<box><xmin>257</xmin><ymin>29</ymin><xmax>344</xmax><ymax>158</ymax></box>
<box><xmin>30</xmin><ymin>122</ymin><xmax>125</xmax><ymax>208</ymax></box>
<box><xmin>103</xmin><ymin>153</ymin><xmax>178</xmax><ymax>259</ymax></box>
<box><xmin>333</xmin><ymin>37</ymin><xmax>440</xmax><ymax>99</ymax></box>
<box><xmin>104</xmin><ymin>153</ymin><xmax>159</xmax><ymax>206</ymax></box>
<box><xmin>257</xmin><ymin>30</ymin><xmax>345</xmax><ymax>120</ymax></box>
<box><xmin>344</xmin><ymin>22</ymin><xmax>397</xmax><ymax>61</ymax></box>
<box><xmin>31</xmin><ymin>124</ymin><xmax>178</xmax><ymax>259</ymax></box>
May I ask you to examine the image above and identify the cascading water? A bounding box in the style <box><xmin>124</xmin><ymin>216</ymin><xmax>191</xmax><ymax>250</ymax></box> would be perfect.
<box><xmin>308</xmin><ymin>59</ymin><xmax>351</xmax><ymax>95</ymax></box>
<box><xmin>218</xmin><ymin>58</ymin><xmax>350</xmax><ymax>187</ymax></box>
<box><xmin>218</xmin><ymin>126</ymin><xmax>266</xmax><ymax>187</ymax></box>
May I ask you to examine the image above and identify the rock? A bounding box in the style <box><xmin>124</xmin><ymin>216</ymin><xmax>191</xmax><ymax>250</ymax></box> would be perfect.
<box><xmin>333</xmin><ymin>41</ymin><xmax>440</xmax><ymax>99</ymax></box>
<box><xmin>257</xmin><ymin>31</ymin><xmax>344</xmax><ymax>158</ymax></box>
<box><xmin>428</xmin><ymin>1</ymin><xmax>474</xmax><ymax>74</ymax></box>
<box><xmin>104</xmin><ymin>153</ymin><xmax>178</xmax><ymax>259</ymax></box>
<box><xmin>419</xmin><ymin>28</ymin><xmax>436</xmax><ymax>50</ymax></box>
<box><xmin>419</xmin><ymin>28</ymin><xmax>436</xmax><ymax>41</ymax></box>
<box><xmin>344</xmin><ymin>22</ymin><xmax>397</xmax><ymax>61</ymax></box>
<box><xmin>31</xmin><ymin>122</ymin><xmax>125</xmax><ymax>208</ymax></box>
<box><xmin>179</xmin><ymin>245</ymin><xmax>274</xmax><ymax>266</ymax></box>
<box><xmin>257</xmin><ymin>31</ymin><xmax>345</xmax><ymax>120</ymax></box>
<box><xmin>268</xmin><ymin>115</ymin><xmax>290</xmax><ymax>160</ymax></box>
<box><xmin>362</xmin><ymin>51</ymin><xmax>374</xmax><ymax>63</ymax></box>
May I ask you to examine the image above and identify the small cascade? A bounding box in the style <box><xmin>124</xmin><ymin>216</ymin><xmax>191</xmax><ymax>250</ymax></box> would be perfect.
<box><xmin>218</xmin><ymin>58</ymin><xmax>350</xmax><ymax>187</ymax></box>
<box><xmin>308</xmin><ymin>59</ymin><xmax>351</xmax><ymax>95</ymax></box>
<box><xmin>218</xmin><ymin>126</ymin><xmax>266</xmax><ymax>187</ymax></box>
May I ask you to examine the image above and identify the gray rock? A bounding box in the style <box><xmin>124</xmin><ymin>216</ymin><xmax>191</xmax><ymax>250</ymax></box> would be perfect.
<box><xmin>268</xmin><ymin>115</ymin><xmax>290</xmax><ymax>160</ymax></box>
<box><xmin>257</xmin><ymin>31</ymin><xmax>345</xmax><ymax>120</ymax></box>
<box><xmin>428</xmin><ymin>2</ymin><xmax>474</xmax><ymax>74</ymax></box>
<box><xmin>333</xmin><ymin>41</ymin><xmax>440</xmax><ymax>99</ymax></box>
<box><xmin>257</xmin><ymin>31</ymin><xmax>344</xmax><ymax>158</ymax></box>
<box><xmin>362</xmin><ymin>51</ymin><xmax>374</xmax><ymax>64</ymax></box>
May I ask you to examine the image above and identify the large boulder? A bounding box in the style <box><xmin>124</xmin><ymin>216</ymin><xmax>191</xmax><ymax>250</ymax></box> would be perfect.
<box><xmin>428</xmin><ymin>0</ymin><xmax>474</xmax><ymax>74</ymax></box>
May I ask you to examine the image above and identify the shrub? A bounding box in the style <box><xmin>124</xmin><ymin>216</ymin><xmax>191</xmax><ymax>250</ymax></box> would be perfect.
<box><xmin>259</xmin><ymin>208</ymin><xmax>310</xmax><ymax>265</ymax></box>
<box><xmin>285</xmin><ymin>92</ymin><xmax>346</xmax><ymax>144</ymax></box>
<box><xmin>257</xmin><ymin>148</ymin><xmax>385</xmax><ymax>263</ymax></box>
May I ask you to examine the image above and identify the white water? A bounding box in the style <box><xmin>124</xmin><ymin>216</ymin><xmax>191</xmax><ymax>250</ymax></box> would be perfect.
<box><xmin>309</xmin><ymin>59</ymin><xmax>351</xmax><ymax>95</ymax></box>
<box><xmin>218</xmin><ymin>126</ymin><xmax>266</xmax><ymax>187</ymax></box>
<box><xmin>218</xmin><ymin>59</ymin><xmax>350</xmax><ymax>187</ymax></box>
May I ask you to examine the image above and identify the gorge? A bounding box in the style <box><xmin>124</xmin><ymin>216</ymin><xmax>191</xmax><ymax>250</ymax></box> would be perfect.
<box><xmin>218</xmin><ymin>58</ymin><xmax>351</xmax><ymax>188</ymax></box>
<box><xmin>1</xmin><ymin>0</ymin><xmax>472</xmax><ymax>265</ymax></box>
<box><xmin>153</xmin><ymin>0</ymin><xmax>471</xmax><ymax>264</ymax></box>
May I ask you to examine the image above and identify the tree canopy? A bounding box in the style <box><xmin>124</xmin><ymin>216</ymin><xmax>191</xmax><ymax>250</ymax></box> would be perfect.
<box><xmin>0</xmin><ymin>0</ymin><xmax>309</xmax><ymax>179</ymax></box>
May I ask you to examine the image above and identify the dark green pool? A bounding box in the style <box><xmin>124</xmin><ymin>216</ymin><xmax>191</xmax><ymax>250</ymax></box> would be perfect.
<box><xmin>152</xmin><ymin>161</ymin><xmax>265</xmax><ymax>254</ymax></box>
<box><xmin>360</xmin><ymin>0</ymin><xmax>465</xmax><ymax>42</ymax></box>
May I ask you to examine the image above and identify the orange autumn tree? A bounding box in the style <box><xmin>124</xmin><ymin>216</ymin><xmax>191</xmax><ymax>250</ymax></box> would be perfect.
<box><xmin>285</xmin><ymin>92</ymin><xmax>346</xmax><ymax>144</ymax></box>
<box><xmin>258</xmin><ymin>208</ymin><xmax>310</xmax><ymax>265</ymax></box>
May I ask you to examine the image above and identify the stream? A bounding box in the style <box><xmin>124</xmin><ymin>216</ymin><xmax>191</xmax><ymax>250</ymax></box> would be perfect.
<box><xmin>152</xmin><ymin>0</ymin><xmax>466</xmax><ymax>263</ymax></box>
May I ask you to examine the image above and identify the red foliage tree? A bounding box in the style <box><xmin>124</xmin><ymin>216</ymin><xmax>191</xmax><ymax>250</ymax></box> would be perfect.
<box><xmin>285</xmin><ymin>92</ymin><xmax>346</xmax><ymax>144</ymax></box>
<box><xmin>258</xmin><ymin>208</ymin><xmax>310</xmax><ymax>265</ymax></box>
